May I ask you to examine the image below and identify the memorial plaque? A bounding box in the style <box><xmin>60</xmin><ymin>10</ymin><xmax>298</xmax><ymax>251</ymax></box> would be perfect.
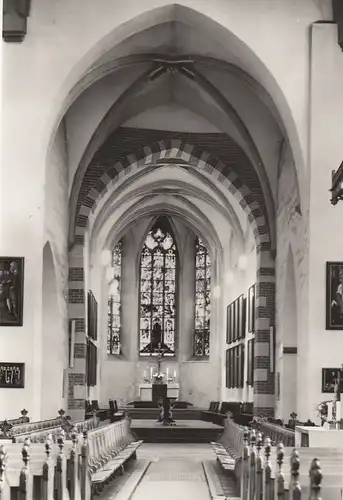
<box><xmin>0</xmin><ymin>362</ymin><xmax>25</xmax><ymax>388</ymax></box>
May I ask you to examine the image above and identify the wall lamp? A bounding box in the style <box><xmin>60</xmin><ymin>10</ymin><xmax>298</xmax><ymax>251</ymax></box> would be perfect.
<box><xmin>330</xmin><ymin>161</ymin><xmax>343</xmax><ymax>205</ymax></box>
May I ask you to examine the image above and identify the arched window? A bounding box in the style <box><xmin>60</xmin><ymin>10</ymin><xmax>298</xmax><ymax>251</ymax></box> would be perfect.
<box><xmin>107</xmin><ymin>241</ymin><xmax>122</xmax><ymax>355</ymax></box>
<box><xmin>194</xmin><ymin>237</ymin><xmax>211</xmax><ymax>357</ymax></box>
<box><xmin>139</xmin><ymin>218</ymin><xmax>177</xmax><ymax>356</ymax></box>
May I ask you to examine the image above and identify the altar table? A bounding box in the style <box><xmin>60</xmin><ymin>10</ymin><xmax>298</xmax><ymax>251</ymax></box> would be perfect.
<box><xmin>138</xmin><ymin>383</ymin><xmax>180</xmax><ymax>401</ymax></box>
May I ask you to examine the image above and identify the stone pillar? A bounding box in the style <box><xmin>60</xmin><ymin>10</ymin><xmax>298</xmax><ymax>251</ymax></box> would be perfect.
<box><xmin>253</xmin><ymin>244</ymin><xmax>275</xmax><ymax>417</ymax></box>
<box><xmin>67</xmin><ymin>245</ymin><xmax>87</xmax><ymax>420</ymax></box>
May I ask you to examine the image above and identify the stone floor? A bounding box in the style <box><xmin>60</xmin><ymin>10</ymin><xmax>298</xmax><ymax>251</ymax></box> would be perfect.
<box><xmin>99</xmin><ymin>443</ymin><xmax>236</xmax><ymax>500</ymax></box>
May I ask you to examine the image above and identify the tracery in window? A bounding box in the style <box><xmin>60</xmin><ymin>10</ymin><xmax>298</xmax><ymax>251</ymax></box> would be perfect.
<box><xmin>107</xmin><ymin>241</ymin><xmax>122</xmax><ymax>355</ymax></box>
<box><xmin>194</xmin><ymin>237</ymin><xmax>211</xmax><ymax>356</ymax></box>
<box><xmin>139</xmin><ymin>218</ymin><xmax>177</xmax><ymax>356</ymax></box>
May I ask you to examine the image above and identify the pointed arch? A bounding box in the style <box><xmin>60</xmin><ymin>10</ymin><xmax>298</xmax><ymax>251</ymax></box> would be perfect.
<box><xmin>139</xmin><ymin>216</ymin><xmax>178</xmax><ymax>356</ymax></box>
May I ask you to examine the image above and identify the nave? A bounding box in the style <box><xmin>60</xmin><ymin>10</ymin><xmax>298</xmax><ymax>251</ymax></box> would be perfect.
<box><xmin>100</xmin><ymin>443</ymin><xmax>235</xmax><ymax>500</ymax></box>
<box><xmin>1</xmin><ymin>404</ymin><xmax>343</xmax><ymax>500</ymax></box>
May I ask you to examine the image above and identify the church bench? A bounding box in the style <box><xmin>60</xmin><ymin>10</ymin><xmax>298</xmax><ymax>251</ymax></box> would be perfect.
<box><xmin>0</xmin><ymin>409</ymin><xmax>30</xmax><ymax>439</ymax></box>
<box><xmin>252</xmin><ymin>418</ymin><xmax>295</xmax><ymax>447</ymax></box>
<box><xmin>12</xmin><ymin>415</ymin><xmax>99</xmax><ymax>443</ymax></box>
<box><xmin>0</xmin><ymin>416</ymin><xmax>142</xmax><ymax>499</ymax></box>
<box><xmin>87</xmin><ymin>418</ymin><xmax>143</xmax><ymax>494</ymax></box>
<box><xmin>1</xmin><ymin>409</ymin><xmax>70</xmax><ymax>440</ymax></box>
<box><xmin>210</xmin><ymin>417</ymin><xmax>244</xmax><ymax>473</ymax></box>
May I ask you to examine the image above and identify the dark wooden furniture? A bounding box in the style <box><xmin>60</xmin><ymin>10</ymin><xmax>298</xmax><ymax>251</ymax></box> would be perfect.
<box><xmin>152</xmin><ymin>383</ymin><xmax>167</xmax><ymax>401</ymax></box>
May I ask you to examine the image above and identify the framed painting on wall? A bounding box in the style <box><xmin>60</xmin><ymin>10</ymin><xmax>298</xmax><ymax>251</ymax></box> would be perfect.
<box><xmin>326</xmin><ymin>262</ymin><xmax>343</xmax><ymax>330</ymax></box>
<box><xmin>226</xmin><ymin>305</ymin><xmax>231</xmax><ymax>344</ymax></box>
<box><xmin>230</xmin><ymin>348</ymin><xmax>234</xmax><ymax>388</ymax></box>
<box><xmin>233</xmin><ymin>299</ymin><xmax>239</xmax><ymax>341</ymax></box>
<box><xmin>322</xmin><ymin>368</ymin><xmax>343</xmax><ymax>393</ymax></box>
<box><xmin>225</xmin><ymin>349</ymin><xmax>230</xmax><ymax>388</ymax></box>
<box><xmin>0</xmin><ymin>257</ymin><xmax>24</xmax><ymax>327</ymax></box>
<box><xmin>238</xmin><ymin>295</ymin><xmax>246</xmax><ymax>339</ymax></box>
<box><xmin>230</xmin><ymin>302</ymin><xmax>235</xmax><ymax>343</ymax></box>
<box><xmin>240</xmin><ymin>343</ymin><xmax>245</xmax><ymax>388</ymax></box>
<box><xmin>247</xmin><ymin>338</ymin><xmax>254</xmax><ymax>386</ymax></box>
<box><xmin>0</xmin><ymin>363</ymin><xmax>25</xmax><ymax>388</ymax></box>
<box><xmin>248</xmin><ymin>284</ymin><xmax>255</xmax><ymax>333</ymax></box>
<box><xmin>88</xmin><ymin>290</ymin><xmax>98</xmax><ymax>340</ymax></box>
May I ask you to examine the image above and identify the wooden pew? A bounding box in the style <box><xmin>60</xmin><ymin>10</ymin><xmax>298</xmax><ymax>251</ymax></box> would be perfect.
<box><xmin>12</xmin><ymin>415</ymin><xmax>99</xmax><ymax>443</ymax></box>
<box><xmin>0</xmin><ymin>416</ymin><xmax>143</xmax><ymax>500</ymax></box>
<box><xmin>1</xmin><ymin>409</ymin><xmax>70</xmax><ymax>440</ymax></box>
<box><xmin>88</xmin><ymin>418</ymin><xmax>143</xmax><ymax>495</ymax></box>
<box><xmin>0</xmin><ymin>409</ymin><xmax>30</xmax><ymax>439</ymax></box>
<box><xmin>239</xmin><ymin>429</ymin><xmax>343</xmax><ymax>500</ymax></box>
<box><xmin>211</xmin><ymin>416</ymin><xmax>244</xmax><ymax>473</ymax></box>
<box><xmin>252</xmin><ymin>417</ymin><xmax>295</xmax><ymax>447</ymax></box>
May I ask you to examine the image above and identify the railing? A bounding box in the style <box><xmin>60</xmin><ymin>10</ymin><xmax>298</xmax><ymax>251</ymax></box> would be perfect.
<box><xmin>0</xmin><ymin>410</ymin><xmax>30</xmax><ymax>438</ymax></box>
<box><xmin>0</xmin><ymin>409</ymin><xmax>72</xmax><ymax>440</ymax></box>
<box><xmin>12</xmin><ymin>415</ymin><xmax>99</xmax><ymax>443</ymax></box>
<box><xmin>254</xmin><ymin>419</ymin><xmax>295</xmax><ymax>447</ymax></box>
<box><xmin>0</xmin><ymin>417</ymin><xmax>135</xmax><ymax>500</ymax></box>
<box><xmin>240</xmin><ymin>428</ymin><xmax>324</xmax><ymax>500</ymax></box>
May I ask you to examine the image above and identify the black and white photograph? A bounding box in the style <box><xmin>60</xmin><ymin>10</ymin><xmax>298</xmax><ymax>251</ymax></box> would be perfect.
<box><xmin>1</xmin><ymin>1</ymin><xmax>342</xmax><ymax>495</ymax></box>
<box><xmin>0</xmin><ymin>257</ymin><xmax>24</xmax><ymax>326</ymax></box>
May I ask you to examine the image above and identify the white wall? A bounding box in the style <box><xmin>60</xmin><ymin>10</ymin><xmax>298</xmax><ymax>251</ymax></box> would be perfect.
<box><xmin>307</xmin><ymin>24</ymin><xmax>343</xmax><ymax>422</ymax></box>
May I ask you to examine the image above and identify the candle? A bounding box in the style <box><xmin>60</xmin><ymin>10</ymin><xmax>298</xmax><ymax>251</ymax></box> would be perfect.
<box><xmin>143</xmin><ymin>370</ymin><xmax>147</xmax><ymax>379</ymax></box>
<box><xmin>327</xmin><ymin>402</ymin><xmax>333</xmax><ymax>421</ymax></box>
<box><xmin>173</xmin><ymin>370</ymin><xmax>176</xmax><ymax>379</ymax></box>
<box><xmin>150</xmin><ymin>367</ymin><xmax>153</xmax><ymax>380</ymax></box>
<box><xmin>166</xmin><ymin>367</ymin><xmax>169</xmax><ymax>379</ymax></box>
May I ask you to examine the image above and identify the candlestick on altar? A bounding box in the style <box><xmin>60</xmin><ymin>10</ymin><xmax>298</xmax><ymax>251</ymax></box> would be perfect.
<box><xmin>173</xmin><ymin>370</ymin><xmax>176</xmax><ymax>379</ymax></box>
<box><xmin>336</xmin><ymin>401</ymin><xmax>341</xmax><ymax>425</ymax></box>
<box><xmin>166</xmin><ymin>367</ymin><xmax>169</xmax><ymax>379</ymax></box>
<box><xmin>327</xmin><ymin>402</ymin><xmax>333</xmax><ymax>421</ymax></box>
<box><xmin>150</xmin><ymin>366</ymin><xmax>153</xmax><ymax>380</ymax></box>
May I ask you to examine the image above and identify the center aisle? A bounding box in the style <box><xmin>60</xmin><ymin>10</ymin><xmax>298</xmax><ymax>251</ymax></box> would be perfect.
<box><xmin>130</xmin><ymin>458</ymin><xmax>211</xmax><ymax>500</ymax></box>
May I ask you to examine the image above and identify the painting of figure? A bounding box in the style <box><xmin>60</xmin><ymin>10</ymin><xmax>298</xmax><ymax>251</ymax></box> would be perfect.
<box><xmin>322</xmin><ymin>368</ymin><xmax>343</xmax><ymax>393</ymax></box>
<box><xmin>0</xmin><ymin>258</ymin><xmax>24</xmax><ymax>326</ymax></box>
<box><xmin>326</xmin><ymin>262</ymin><xmax>343</xmax><ymax>330</ymax></box>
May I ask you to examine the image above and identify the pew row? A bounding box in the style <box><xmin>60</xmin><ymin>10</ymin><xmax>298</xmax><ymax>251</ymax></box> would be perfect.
<box><xmin>0</xmin><ymin>409</ymin><xmax>77</xmax><ymax>440</ymax></box>
<box><xmin>0</xmin><ymin>409</ymin><xmax>30</xmax><ymax>439</ymax></box>
<box><xmin>238</xmin><ymin>428</ymin><xmax>342</xmax><ymax>500</ymax></box>
<box><xmin>212</xmin><ymin>420</ymin><xmax>342</xmax><ymax>499</ymax></box>
<box><xmin>252</xmin><ymin>418</ymin><xmax>295</xmax><ymax>447</ymax></box>
<box><xmin>12</xmin><ymin>415</ymin><xmax>99</xmax><ymax>443</ymax></box>
<box><xmin>0</xmin><ymin>416</ymin><xmax>143</xmax><ymax>500</ymax></box>
<box><xmin>211</xmin><ymin>417</ymin><xmax>244</xmax><ymax>472</ymax></box>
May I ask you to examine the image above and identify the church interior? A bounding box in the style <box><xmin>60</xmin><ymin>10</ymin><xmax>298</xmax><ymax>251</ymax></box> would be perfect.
<box><xmin>1</xmin><ymin>1</ymin><xmax>343</xmax><ymax>499</ymax></box>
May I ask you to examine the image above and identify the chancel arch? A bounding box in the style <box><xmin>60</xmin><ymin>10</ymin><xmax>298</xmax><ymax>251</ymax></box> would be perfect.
<box><xmin>69</xmin><ymin>138</ymin><xmax>276</xmax><ymax>416</ymax></box>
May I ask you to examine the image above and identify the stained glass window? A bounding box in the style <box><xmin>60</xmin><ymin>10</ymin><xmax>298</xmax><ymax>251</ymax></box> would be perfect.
<box><xmin>139</xmin><ymin>218</ymin><xmax>177</xmax><ymax>356</ymax></box>
<box><xmin>194</xmin><ymin>237</ymin><xmax>211</xmax><ymax>356</ymax></box>
<box><xmin>107</xmin><ymin>241</ymin><xmax>122</xmax><ymax>355</ymax></box>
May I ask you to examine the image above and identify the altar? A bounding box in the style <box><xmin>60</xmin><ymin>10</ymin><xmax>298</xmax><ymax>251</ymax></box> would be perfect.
<box><xmin>139</xmin><ymin>383</ymin><xmax>180</xmax><ymax>401</ymax></box>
